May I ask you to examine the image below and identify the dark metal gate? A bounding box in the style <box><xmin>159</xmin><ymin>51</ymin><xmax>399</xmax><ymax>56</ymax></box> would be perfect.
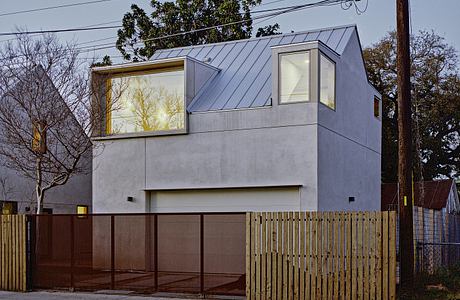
<box><xmin>29</xmin><ymin>213</ymin><xmax>246</xmax><ymax>296</ymax></box>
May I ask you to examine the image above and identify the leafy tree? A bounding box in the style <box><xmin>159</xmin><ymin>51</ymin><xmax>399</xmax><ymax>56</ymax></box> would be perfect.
<box><xmin>364</xmin><ymin>31</ymin><xmax>460</xmax><ymax>182</ymax></box>
<box><xmin>116</xmin><ymin>0</ymin><xmax>265</xmax><ymax>61</ymax></box>
<box><xmin>91</xmin><ymin>55</ymin><xmax>113</xmax><ymax>67</ymax></box>
<box><xmin>256</xmin><ymin>23</ymin><xmax>281</xmax><ymax>37</ymax></box>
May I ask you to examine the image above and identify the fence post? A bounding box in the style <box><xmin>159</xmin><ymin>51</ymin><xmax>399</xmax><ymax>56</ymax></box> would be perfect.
<box><xmin>70</xmin><ymin>216</ymin><xmax>74</xmax><ymax>290</ymax></box>
<box><xmin>154</xmin><ymin>214</ymin><xmax>158</xmax><ymax>292</ymax></box>
<box><xmin>200</xmin><ymin>214</ymin><xmax>204</xmax><ymax>295</ymax></box>
<box><xmin>110</xmin><ymin>215</ymin><xmax>115</xmax><ymax>290</ymax></box>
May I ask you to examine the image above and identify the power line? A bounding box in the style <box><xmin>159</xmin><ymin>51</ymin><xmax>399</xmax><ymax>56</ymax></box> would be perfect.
<box><xmin>0</xmin><ymin>25</ymin><xmax>122</xmax><ymax>37</ymax></box>
<box><xmin>0</xmin><ymin>0</ymin><xmax>114</xmax><ymax>18</ymax></box>
<box><xmin>0</xmin><ymin>0</ymin><xmax>349</xmax><ymax>64</ymax></box>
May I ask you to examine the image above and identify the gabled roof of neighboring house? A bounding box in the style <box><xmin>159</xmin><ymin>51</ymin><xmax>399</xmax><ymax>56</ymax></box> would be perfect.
<box><xmin>381</xmin><ymin>179</ymin><xmax>457</xmax><ymax>211</ymax></box>
<box><xmin>150</xmin><ymin>24</ymin><xmax>358</xmax><ymax>112</ymax></box>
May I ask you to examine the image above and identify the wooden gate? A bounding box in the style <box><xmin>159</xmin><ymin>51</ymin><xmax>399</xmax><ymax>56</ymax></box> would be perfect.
<box><xmin>0</xmin><ymin>215</ymin><xmax>27</xmax><ymax>291</ymax></box>
<box><xmin>246</xmin><ymin>211</ymin><xmax>397</xmax><ymax>300</ymax></box>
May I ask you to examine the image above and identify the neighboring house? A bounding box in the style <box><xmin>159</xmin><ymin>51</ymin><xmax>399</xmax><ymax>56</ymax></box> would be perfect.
<box><xmin>0</xmin><ymin>68</ymin><xmax>92</xmax><ymax>214</ymax></box>
<box><xmin>381</xmin><ymin>179</ymin><xmax>460</xmax><ymax>214</ymax></box>
<box><xmin>91</xmin><ymin>24</ymin><xmax>381</xmax><ymax>213</ymax></box>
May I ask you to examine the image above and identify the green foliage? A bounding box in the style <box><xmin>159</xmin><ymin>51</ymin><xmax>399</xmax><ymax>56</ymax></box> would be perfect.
<box><xmin>91</xmin><ymin>55</ymin><xmax>112</xmax><ymax>67</ymax></box>
<box><xmin>363</xmin><ymin>30</ymin><xmax>460</xmax><ymax>182</ymax></box>
<box><xmin>116</xmin><ymin>0</ymin><xmax>264</xmax><ymax>61</ymax></box>
<box><xmin>414</xmin><ymin>264</ymin><xmax>460</xmax><ymax>299</ymax></box>
<box><xmin>256</xmin><ymin>23</ymin><xmax>281</xmax><ymax>37</ymax></box>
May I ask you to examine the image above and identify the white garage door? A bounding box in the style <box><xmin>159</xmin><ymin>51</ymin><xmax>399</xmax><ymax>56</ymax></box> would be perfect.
<box><xmin>150</xmin><ymin>187</ymin><xmax>300</xmax><ymax>213</ymax></box>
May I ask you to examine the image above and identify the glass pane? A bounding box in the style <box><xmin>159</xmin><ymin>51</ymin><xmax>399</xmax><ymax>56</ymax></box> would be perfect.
<box><xmin>320</xmin><ymin>54</ymin><xmax>335</xmax><ymax>109</ymax></box>
<box><xmin>108</xmin><ymin>67</ymin><xmax>185</xmax><ymax>134</ymax></box>
<box><xmin>279</xmin><ymin>51</ymin><xmax>310</xmax><ymax>103</ymax></box>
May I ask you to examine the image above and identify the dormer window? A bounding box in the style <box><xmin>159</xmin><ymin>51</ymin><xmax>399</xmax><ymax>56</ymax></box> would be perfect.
<box><xmin>279</xmin><ymin>51</ymin><xmax>311</xmax><ymax>103</ymax></box>
<box><xmin>107</xmin><ymin>67</ymin><xmax>185</xmax><ymax>135</ymax></box>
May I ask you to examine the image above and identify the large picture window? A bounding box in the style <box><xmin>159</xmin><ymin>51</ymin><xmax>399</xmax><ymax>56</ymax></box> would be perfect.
<box><xmin>107</xmin><ymin>67</ymin><xmax>185</xmax><ymax>135</ymax></box>
<box><xmin>279</xmin><ymin>51</ymin><xmax>310</xmax><ymax>103</ymax></box>
<box><xmin>319</xmin><ymin>53</ymin><xmax>336</xmax><ymax>109</ymax></box>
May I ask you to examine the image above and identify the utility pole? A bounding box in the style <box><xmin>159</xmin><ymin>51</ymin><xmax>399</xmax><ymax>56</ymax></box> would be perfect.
<box><xmin>396</xmin><ymin>0</ymin><xmax>414</xmax><ymax>295</ymax></box>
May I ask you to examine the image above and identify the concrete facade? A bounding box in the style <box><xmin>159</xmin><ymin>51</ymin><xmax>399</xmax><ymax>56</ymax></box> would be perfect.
<box><xmin>92</xmin><ymin>26</ymin><xmax>381</xmax><ymax>213</ymax></box>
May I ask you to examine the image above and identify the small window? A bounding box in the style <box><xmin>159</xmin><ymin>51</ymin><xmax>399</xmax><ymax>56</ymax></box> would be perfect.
<box><xmin>374</xmin><ymin>96</ymin><xmax>380</xmax><ymax>118</ymax></box>
<box><xmin>319</xmin><ymin>54</ymin><xmax>335</xmax><ymax>109</ymax></box>
<box><xmin>77</xmin><ymin>205</ymin><xmax>88</xmax><ymax>215</ymax></box>
<box><xmin>279</xmin><ymin>51</ymin><xmax>310</xmax><ymax>103</ymax></box>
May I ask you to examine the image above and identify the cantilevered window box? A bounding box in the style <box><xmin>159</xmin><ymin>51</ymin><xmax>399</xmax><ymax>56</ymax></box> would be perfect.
<box><xmin>91</xmin><ymin>57</ymin><xmax>220</xmax><ymax>140</ymax></box>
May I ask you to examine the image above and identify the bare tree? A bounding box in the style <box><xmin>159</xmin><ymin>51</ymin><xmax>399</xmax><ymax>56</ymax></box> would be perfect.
<box><xmin>0</xmin><ymin>34</ymin><xmax>119</xmax><ymax>213</ymax></box>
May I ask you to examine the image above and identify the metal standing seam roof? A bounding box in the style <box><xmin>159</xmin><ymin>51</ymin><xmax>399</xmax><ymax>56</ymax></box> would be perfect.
<box><xmin>150</xmin><ymin>25</ymin><xmax>357</xmax><ymax>112</ymax></box>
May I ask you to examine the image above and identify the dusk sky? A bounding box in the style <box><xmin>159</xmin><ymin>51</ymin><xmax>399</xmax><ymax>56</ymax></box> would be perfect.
<box><xmin>0</xmin><ymin>0</ymin><xmax>459</xmax><ymax>64</ymax></box>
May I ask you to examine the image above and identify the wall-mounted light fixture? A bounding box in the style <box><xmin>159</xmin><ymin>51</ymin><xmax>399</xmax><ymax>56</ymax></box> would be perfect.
<box><xmin>127</xmin><ymin>196</ymin><xmax>134</xmax><ymax>202</ymax></box>
<box><xmin>348</xmin><ymin>196</ymin><xmax>355</xmax><ymax>202</ymax></box>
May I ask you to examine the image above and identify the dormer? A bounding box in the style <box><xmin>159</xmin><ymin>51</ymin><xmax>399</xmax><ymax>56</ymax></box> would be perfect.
<box><xmin>91</xmin><ymin>56</ymin><xmax>219</xmax><ymax>138</ymax></box>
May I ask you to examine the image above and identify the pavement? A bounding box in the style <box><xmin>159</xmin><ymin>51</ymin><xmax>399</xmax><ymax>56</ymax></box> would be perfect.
<box><xmin>0</xmin><ymin>291</ymin><xmax>207</xmax><ymax>300</ymax></box>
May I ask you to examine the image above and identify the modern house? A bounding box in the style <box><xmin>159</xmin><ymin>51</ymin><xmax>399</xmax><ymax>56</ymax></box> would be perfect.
<box><xmin>91</xmin><ymin>24</ymin><xmax>381</xmax><ymax>213</ymax></box>
<box><xmin>0</xmin><ymin>67</ymin><xmax>92</xmax><ymax>214</ymax></box>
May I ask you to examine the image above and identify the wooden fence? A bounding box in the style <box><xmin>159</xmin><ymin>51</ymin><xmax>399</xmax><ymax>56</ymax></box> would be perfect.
<box><xmin>246</xmin><ymin>211</ymin><xmax>397</xmax><ymax>300</ymax></box>
<box><xmin>0</xmin><ymin>215</ymin><xmax>27</xmax><ymax>291</ymax></box>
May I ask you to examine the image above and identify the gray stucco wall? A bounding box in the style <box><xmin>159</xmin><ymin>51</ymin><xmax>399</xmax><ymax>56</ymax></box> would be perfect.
<box><xmin>317</xmin><ymin>31</ymin><xmax>381</xmax><ymax>211</ymax></box>
<box><xmin>93</xmin><ymin>103</ymin><xmax>319</xmax><ymax>213</ymax></box>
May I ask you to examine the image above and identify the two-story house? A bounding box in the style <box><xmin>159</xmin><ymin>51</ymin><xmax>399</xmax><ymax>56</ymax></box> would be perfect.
<box><xmin>91</xmin><ymin>24</ymin><xmax>381</xmax><ymax>213</ymax></box>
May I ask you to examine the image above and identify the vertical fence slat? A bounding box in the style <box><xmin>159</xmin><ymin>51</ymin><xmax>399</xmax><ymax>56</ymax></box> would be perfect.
<box><xmin>265</xmin><ymin>212</ymin><xmax>271</xmax><ymax>299</ymax></box>
<box><xmin>288</xmin><ymin>211</ymin><xmax>293</xmax><ymax>300</ymax></box>
<box><xmin>328</xmin><ymin>212</ymin><xmax>333</xmax><ymax>300</ymax></box>
<box><xmin>271</xmin><ymin>212</ymin><xmax>277</xmax><ymax>300</ymax></box>
<box><xmin>316</xmin><ymin>212</ymin><xmax>322</xmax><ymax>300</ymax></box>
<box><xmin>382</xmin><ymin>211</ymin><xmax>389</xmax><ymax>300</ymax></box>
<box><xmin>255</xmin><ymin>212</ymin><xmax>261</xmax><ymax>300</ymax></box>
<box><xmin>322</xmin><ymin>213</ymin><xmax>328</xmax><ymax>300</ymax></box>
<box><xmin>311</xmin><ymin>212</ymin><xmax>317</xmax><ymax>300</ymax></box>
<box><xmin>300</xmin><ymin>211</ymin><xmax>305</xmax><ymax>300</ymax></box>
<box><xmin>351</xmin><ymin>213</ymin><xmax>357</xmax><ymax>300</ymax></box>
<box><xmin>358</xmin><ymin>212</ymin><xmax>363</xmax><ymax>300</ymax></box>
<box><xmin>389</xmin><ymin>211</ymin><xmax>397</xmax><ymax>300</ymax></box>
<box><xmin>339</xmin><ymin>212</ymin><xmax>345</xmax><ymax>300</ymax></box>
<box><xmin>305</xmin><ymin>212</ymin><xmax>311</xmax><ymax>300</ymax></box>
<box><xmin>251</xmin><ymin>213</ymin><xmax>256</xmax><ymax>300</ymax></box>
<box><xmin>283</xmin><ymin>212</ymin><xmax>288</xmax><ymax>300</ymax></box>
<box><xmin>369</xmin><ymin>212</ymin><xmax>376</xmax><ymax>300</ymax></box>
<box><xmin>294</xmin><ymin>212</ymin><xmax>299</xmax><ymax>300</ymax></box>
<box><xmin>375</xmin><ymin>211</ymin><xmax>382</xmax><ymax>300</ymax></box>
<box><xmin>333</xmin><ymin>212</ymin><xmax>339</xmax><ymax>300</ymax></box>
<box><xmin>262</xmin><ymin>212</ymin><xmax>267</xmax><ymax>300</ymax></box>
<box><xmin>277</xmin><ymin>212</ymin><xmax>283</xmax><ymax>300</ymax></box>
<box><xmin>364</xmin><ymin>213</ymin><xmax>369</xmax><ymax>300</ymax></box>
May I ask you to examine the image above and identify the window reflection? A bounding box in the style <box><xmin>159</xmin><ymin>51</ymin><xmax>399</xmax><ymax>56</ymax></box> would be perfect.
<box><xmin>320</xmin><ymin>54</ymin><xmax>335</xmax><ymax>109</ymax></box>
<box><xmin>107</xmin><ymin>67</ymin><xmax>185</xmax><ymax>134</ymax></box>
<box><xmin>279</xmin><ymin>51</ymin><xmax>310</xmax><ymax>103</ymax></box>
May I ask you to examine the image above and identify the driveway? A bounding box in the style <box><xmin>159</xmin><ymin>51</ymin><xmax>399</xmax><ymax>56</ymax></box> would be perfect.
<box><xmin>0</xmin><ymin>291</ymin><xmax>205</xmax><ymax>300</ymax></box>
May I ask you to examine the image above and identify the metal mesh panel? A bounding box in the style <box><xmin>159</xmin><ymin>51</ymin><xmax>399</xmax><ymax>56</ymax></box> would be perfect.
<box><xmin>74</xmin><ymin>215</ymin><xmax>111</xmax><ymax>291</ymax></box>
<box><xmin>113</xmin><ymin>215</ymin><xmax>156</xmax><ymax>292</ymax></box>
<box><xmin>33</xmin><ymin>215</ymin><xmax>71</xmax><ymax>288</ymax></box>
<box><xmin>203</xmin><ymin>214</ymin><xmax>245</xmax><ymax>295</ymax></box>
<box><xmin>157</xmin><ymin>214</ymin><xmax>200</xmax><ymax>293</ymax></box>
<box><xmin>31</xmin><ymin>213</ymin><xmax>245</xmax><ymax>296</ymax></box>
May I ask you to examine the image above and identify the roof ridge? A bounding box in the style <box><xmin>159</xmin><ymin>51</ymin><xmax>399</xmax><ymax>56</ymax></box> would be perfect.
<box><xmin>152</xmin><ymin>24</ymin><xmax>356</xmax><ymax>56</ymax></box>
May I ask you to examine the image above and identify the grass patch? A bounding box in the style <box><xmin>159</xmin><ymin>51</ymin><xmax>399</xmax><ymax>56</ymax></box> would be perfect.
<box><xmin>414</xmin><ymin>264</ymin><xmax>460</xmax><ymax>299</ymax></box>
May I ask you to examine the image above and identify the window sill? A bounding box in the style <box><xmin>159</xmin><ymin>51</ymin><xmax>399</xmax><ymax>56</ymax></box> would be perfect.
<box><xmin>91</xmin><ymin>128</ymin><xmax>188</xmax><ymax>141</ymax></box>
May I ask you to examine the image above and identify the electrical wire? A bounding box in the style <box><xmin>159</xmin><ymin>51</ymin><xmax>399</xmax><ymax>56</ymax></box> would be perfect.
<box><xmin>0</xmin><ymin>0</ymin><xmax>356</xmax><ymax>64</ymax></box>
<box><xmin>0</xmin><ymin>0</ymin><xmax>115</xmax><ymax>18</ymax></box>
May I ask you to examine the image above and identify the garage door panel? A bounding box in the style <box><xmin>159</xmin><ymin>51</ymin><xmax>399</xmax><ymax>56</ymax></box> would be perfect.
<box><xmin>151</xmin><ymin>187</ymin><xmax>300</xmax><ymax>212</ymax></box>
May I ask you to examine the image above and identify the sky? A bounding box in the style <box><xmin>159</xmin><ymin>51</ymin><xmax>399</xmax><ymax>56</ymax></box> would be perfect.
<box><xmin>0</xmin><ymin>0</ymin><xmax>459</xmax><ymax>65</ymax></box>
